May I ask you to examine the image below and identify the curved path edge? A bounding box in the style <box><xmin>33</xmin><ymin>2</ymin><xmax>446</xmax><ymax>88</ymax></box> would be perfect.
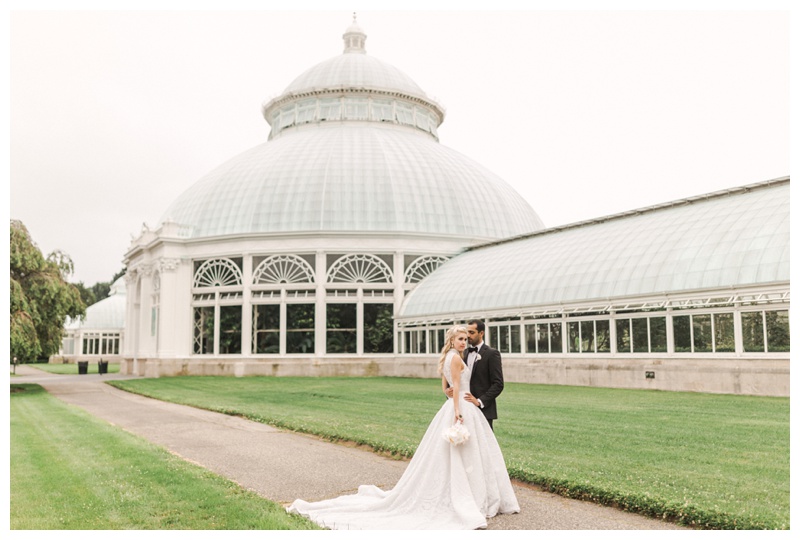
<box><xmin>13</xmin><ymin>367</ymin><xmax>684</xmax><ymax>530</ymax></box>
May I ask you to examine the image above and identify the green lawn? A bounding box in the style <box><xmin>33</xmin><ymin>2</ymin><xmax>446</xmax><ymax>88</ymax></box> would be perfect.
<box><xmin>109</xmin><ymin>376</ymin><xmax>790</xmax><ymax>530</ymax></box>
<box><xmin>28</xmin><ymin>362</ymin><xmax>120</xmax><ymax>375</ymax></box>
<box><xmin>10</xmin><ymin>384</ymin><xmax>319</xmax><ymax>530</ymax></box>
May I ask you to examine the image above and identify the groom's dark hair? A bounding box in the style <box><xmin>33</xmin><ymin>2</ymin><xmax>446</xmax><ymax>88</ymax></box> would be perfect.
<box><xmin>467</xmin><ymin>319</ymin><xmax>485</xmax><ymax>333</ymax></box>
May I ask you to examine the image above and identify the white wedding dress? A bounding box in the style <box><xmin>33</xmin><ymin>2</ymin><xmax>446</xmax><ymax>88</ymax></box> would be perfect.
<box><xmin>286</xmin><ymin>350</ymin><xmax>520</xmax><ymax>529</ymax></box>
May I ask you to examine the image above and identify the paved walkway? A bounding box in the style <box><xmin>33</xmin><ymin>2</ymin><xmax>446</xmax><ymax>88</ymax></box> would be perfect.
<box><xmin>12</xmin><ymin>365</ymin><xmax>684</xmax><ymax>530</ymax></box>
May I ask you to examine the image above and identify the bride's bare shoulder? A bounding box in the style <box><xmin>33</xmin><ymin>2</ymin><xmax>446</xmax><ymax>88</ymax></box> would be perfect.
<box><xmin>448</xmin><ymin>350</ymin><xmax>463</xmax><ymax>369</ymax></box>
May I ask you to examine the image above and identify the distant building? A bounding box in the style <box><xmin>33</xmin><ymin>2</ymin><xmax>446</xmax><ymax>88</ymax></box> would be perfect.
<box><xmin>120</xmin><ymin>20</ymin><xmax>788</xmax><ymax>396</ymax></box>
<box><xmin>59</xmin><ymin>277</ymin><xmax>126</xmax><ymax>363</ymax></box>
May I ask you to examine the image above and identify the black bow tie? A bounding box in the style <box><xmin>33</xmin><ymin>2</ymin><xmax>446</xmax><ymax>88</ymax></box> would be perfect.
<box><xmin>467</xmin><ymin>346</ymin><xmax>479</xmax><ymax>353</ymax></box>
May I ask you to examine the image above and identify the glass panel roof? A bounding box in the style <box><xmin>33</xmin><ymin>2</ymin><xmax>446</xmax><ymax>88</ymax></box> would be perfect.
<box><xmin>66</xmin><ymin>279</ymin><xmax>126</xmax><ymax>330</ymax></box>
<box><xmin>284</xmin><ymin>52</ymin><xmax>428</xmax><ymax>101</ymax></box>
<box><xmin>399</xmin><ymin>180</ymin><xmax>789</xmax><ymax>318</ymax></box>
<box><xmin>160</xmin><ymin>124</ymin><xmax>544</xmax><ymax>240</ymax></box>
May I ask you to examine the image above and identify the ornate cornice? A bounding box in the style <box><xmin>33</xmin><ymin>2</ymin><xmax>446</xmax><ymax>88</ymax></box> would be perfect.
<box><xmin>159</xmin><ymin>257</ymin><xmax>182</xmax><ymax>273</ymax></box>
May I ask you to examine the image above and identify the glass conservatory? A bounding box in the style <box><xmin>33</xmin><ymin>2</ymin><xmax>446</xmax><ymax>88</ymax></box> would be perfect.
<box><xmin>119</xmin><ymin>19</ymin><xmax>788</xmax><ymax>396</ymax></box>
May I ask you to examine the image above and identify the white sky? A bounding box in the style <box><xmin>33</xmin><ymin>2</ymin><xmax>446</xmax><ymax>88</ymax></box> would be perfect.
<box><xmin>7</xmin><ymin>2</ymin><xmax>793</xmax><ymax>286</ymax></box>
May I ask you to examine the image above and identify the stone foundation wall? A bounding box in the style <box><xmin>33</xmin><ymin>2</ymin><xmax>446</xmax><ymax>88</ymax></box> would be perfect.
<box><xmin>119</xmin><ymin>355</ymin><xmax>789</xmax><ymax>397</ymax></box>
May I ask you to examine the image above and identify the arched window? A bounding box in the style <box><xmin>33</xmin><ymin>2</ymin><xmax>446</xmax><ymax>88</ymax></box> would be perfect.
<box><xmin>326</xmin><ymin>254</ymin><xmax>394</xmax><ymax>355</ymax></box>
<box><xmin>193</xmin><ymin>258</ymin><xmax>242</xmax><ymax>288</ymax></box>
<box><xmin>405</xmin><ymin>255</ymin><xmax>450</xmax><ymax>284</ymax></box>
<box><xmin>251</xmin><ymin>255</ymin><xmax>316</xmax><ymax>356</ymax></box>
<box><xmin>253</xmin><ymin>255</ymin><xmax>315</xmax><ymax>284</ymax></box>
<box><xmin>327</xmin><ymin>254</ymin><xmax>393</xmax><ymax>283</ymax></box>
<box><xmin>192</xmin><ymin>258</ymin><xmax>243</xmax><ymax>355</ymax></box>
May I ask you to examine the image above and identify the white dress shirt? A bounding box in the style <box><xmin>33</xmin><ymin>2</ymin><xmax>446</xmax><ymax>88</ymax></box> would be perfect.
<box><xmin>467</xmin><ymin>341</ymin><xmax>483</xmax><ymax>366</ymax></box>
<box><xmin>468</xmin><ymin>342</ymin><xmax>484</xmax><ymax>408</ymax></box>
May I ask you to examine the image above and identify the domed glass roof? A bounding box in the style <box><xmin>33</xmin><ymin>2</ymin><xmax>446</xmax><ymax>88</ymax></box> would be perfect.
<box><xmin>159</xmin><ymin>20</ymin><xmax>544</xmax><ymax>241</ymax></box>
<box><xmin>161</xmin><ymin>124</ymin><xmax>543</xmax><ymax>239</ymax></box>
<box><xmin>66</xmin><ymin>278</ymin><xmax>126</xmax><ymax>330</ymax></box>
<box><xmin>276</xmin><ymin>19</ymin><xmax>434</xmax><ymax>110</ymax></box>
<box><xmin>283</xmin><ymin>48</ymin><xmax>428</xmax><ymax>100</ymax></box>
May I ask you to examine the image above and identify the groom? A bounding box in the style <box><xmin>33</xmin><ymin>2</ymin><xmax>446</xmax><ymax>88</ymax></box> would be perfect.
<box><xmin>448</xmin><ymin>319</ymin><xmax>505</xmax><ymax>430</ymax></box>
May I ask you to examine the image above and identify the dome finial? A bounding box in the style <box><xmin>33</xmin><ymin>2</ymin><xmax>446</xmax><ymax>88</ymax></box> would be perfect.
<box><xmin>343</xmin><ymin>13</ymin><xmax>367</xmax><ymax>54</ymax></box>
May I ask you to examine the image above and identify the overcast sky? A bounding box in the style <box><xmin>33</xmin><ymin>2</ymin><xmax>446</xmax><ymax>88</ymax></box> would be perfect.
<box><xmin>8</xmin><ymin>2</ymin><xmax>792</xmax><ymax>286</ymax></box>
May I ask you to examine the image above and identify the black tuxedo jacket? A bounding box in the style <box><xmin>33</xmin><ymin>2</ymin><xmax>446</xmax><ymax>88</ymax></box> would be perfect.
<box><xmin>469</xmin><ymin>343</ymin><xmax>504</xmax><ymax>421</ymax></box>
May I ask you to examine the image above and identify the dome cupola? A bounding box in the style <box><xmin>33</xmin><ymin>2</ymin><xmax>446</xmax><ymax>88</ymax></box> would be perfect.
<box><xmin>342</xmin><ymin>13</ymin><xmax>367</xmax><ymax>53</ymax></box>
<box><xmin>262</xmin><ymin>16</ymin><xmax>444</xmax><ymax>141</ymax></box>
<box><xmin>159</xmin><ymin>19</ymin><xmax>545</xmax><ymax>241</ymax></box>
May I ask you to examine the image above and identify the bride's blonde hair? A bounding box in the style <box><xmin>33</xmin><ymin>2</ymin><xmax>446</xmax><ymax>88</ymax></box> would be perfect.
<box><xmin>437</xmin><ymin>325</ymin><xmax>467</xmax><ymax>374</ymax></box>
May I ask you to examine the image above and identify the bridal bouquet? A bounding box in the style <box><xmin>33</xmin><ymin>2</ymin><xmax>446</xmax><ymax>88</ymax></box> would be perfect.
<box><xmin>443</xmin><ymin>421</ymin><xmax>470</xmax><ymax>446</ymax></box>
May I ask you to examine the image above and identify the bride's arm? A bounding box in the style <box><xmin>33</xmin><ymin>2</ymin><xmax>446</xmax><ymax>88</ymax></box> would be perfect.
<box><xmin>449</xmin><ymin>353</ymin><xmax>464</xmax><ymax>423</ymax></box>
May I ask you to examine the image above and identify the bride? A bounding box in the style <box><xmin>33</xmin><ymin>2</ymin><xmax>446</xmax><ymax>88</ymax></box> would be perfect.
<box><xmin>287</xmin><ymin>325</ymin><xmax>520</xmax><ymax>529</ymax></box>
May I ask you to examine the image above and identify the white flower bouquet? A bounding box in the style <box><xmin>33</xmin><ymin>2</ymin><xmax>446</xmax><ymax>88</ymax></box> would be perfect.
<box><xmin>443</xmin><ymin>421</ymin><xmax>470</xmax><ymax>446</ymax></box>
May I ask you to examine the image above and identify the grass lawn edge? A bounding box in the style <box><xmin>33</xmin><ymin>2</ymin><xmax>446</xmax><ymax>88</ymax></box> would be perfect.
<box><xmin>106</xmin><ymin>380</ymin><xmax>779</xmax><ymax>530</ymax></box>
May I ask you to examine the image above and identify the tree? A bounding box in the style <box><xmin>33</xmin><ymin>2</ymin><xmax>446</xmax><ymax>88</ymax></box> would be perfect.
<box><xmin>77</xmin><ymin>267</ymin><xmax>127</xmax><ymax>308</ymax></box>
<box><xmin>90</xmin><ymin>281</ymin><xmax>111</xmax><ymax>302</ymax></box>
<box><xmin>73</xmin><ymin>281</ymin><xmax>98</xmax><ymax>307</ymax></box>
<box><xmin>10</xmin><ymin>220</ymin><xmax>86</xmax><ymax>363</ymax></box>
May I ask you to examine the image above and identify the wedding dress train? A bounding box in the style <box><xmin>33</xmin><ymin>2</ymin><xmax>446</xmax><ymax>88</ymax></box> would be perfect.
<box><xmin>286</xmin><ymin>350</ymin><xmax>520</xmax><ymax>529</ymax></box>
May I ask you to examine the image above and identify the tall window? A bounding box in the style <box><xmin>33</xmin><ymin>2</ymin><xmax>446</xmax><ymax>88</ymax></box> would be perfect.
<box><xmin>193</xmin><ymin>306</ymin><xmax>215</xmax><ymax>355</ymax></box>
<box><xmin>364</xmin><ymin>303</ymin><xmax>394</xmax><ymax>353</ymax></box>
<box><xmin>192</xmin><ymin>258</ymin><xmax>243</xmax><ymax>355</ymax></box>
<box><xmin>713</xmin><ymin>313</ymin><xmax>735</xmax><ymax>352</ymax></box>
<box><xmin>327</xmin><ymin>254</ymin><xmax>394</xmax><ymax>355</ymax></box>
<box><xmin>251</xmin><ymin>254</ymin><xmax>316</xmax><ymax>355</ymax></box>
<box><xmin>218</xmin><ymin>306</ymin><xmax>242</xmax><ymax>354</ymax></box>
<box><xmin>82</xmin><ymin>335</ymin><xmax>99</xmax><ymax>355</ymax></box>
<box><xmin>692</xmin><ymin>314</ymin><xmax>713</xmax><ymax>352</ymax></box>
<box><xmin>287</xmin><ymin>304</ymin><xmax>315</xmax><ymax>354</ymax></box>
<box><xmin>327</xmin><ymin>304</ymin><xmax>357</xmax><ymax>353</ymax></box>
<box><xmin>766</xmin><ymin>311</ymin><xmax>791</xmax><ymax>352</ymax></box>
<box><xmin>253</xmin><ymin>304</ymin><xmax>280</xmax><ymax>354</ymax></box>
